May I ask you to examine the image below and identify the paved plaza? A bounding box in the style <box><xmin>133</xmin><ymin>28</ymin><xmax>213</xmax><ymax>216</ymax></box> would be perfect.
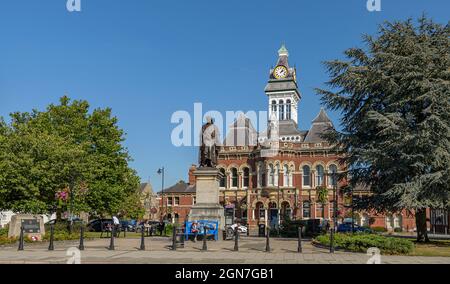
<box><xmin>0</xmin><ymin>236</ymin><xmax>449</xmax><ymax>264</ymax></box>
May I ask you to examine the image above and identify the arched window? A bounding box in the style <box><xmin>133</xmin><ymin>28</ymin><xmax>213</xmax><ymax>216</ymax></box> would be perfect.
<box><xmin>279</xmin><ymin>100</ymin><xmax>284</xmax><ymax>120</ymax></box>
<box><xmin>302</xmin><ymin>165</ymin><xmax>311</xmax><ymax>186</ymax></box>
<box><xmin>283</xmin><ymin>164</ymin><xmax>289</xmax><ymax>187</ymax></box>
<box><xmin>316</xmin><ymin>165</ymin><xmax>324</xmax><ymax>186</ymax></box>
<box><xmin>219</xmin><ymin>168</ymin><xmax>226</xmax><ymax>188</ymax></box>
<box><xmin>328</xmin><ymin>164</ymin><xmax>338</xmax><ymax>187</ymax></box>
<box><xmin>243</xmin><ymin>167</ymin><xmax>250</xmax><ymax>188</ymax></box>
<box><xmin>269</xmin><ymin>164</ymin><xmax>275</xmax><ymax>186</ymax></box>
<box><xmin>275</xmin><ymin>164</ymin><xmax>280</xmax><ymax>186</ymax></box>
<box><xmin>271</xmin><ymin>100</ymin><xmax>277</xmax><ymax>114</ymax></box>
<box><xmin>286</xmin><ymin>99</ymin><xmax>291</xmax><ymax>120</ymax></box>
<box><xmin>231</xmin><ymin>168</ymin><xmax>238</xmax><ymax>188</ymax></box>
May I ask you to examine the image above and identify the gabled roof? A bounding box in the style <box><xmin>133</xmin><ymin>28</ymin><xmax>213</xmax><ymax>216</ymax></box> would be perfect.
<box><xmin>303</xmin><ymin>108</ymin><xmax>334</xmax><ymax>143</ymax></box>
<box><xmin>139</xmin><ymin>182</ymin><xmax>153</xmax><ymax>194</ymax></box>
<box><xmin>223</xmin><ymin>114</ymin><xmax>258</xmax><ymax>146</ymax></box>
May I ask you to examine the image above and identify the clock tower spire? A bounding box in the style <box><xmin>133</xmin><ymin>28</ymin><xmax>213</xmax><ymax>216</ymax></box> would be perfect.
<box><xmin>264</xmin><ymin>44</ymin><xmax>301</xmax><ymax>124</ymax></box>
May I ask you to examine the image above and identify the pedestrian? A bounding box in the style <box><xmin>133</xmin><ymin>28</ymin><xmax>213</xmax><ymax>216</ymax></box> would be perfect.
<box><xmin>112</xmin><ymin>215</ymin><xmax>120</xmax><ymax>236</ymax></box>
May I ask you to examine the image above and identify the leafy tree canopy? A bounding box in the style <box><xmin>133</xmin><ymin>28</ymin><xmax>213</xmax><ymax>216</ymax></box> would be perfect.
<box><xmin>316</xmin><ymin>17</ymin><xmax>449</xmax><ymax>241</ymax></box>
<box><xmin>0</xmin><ymin>96</ymin><xmax>141</xmax><ymax>217</ymax></box>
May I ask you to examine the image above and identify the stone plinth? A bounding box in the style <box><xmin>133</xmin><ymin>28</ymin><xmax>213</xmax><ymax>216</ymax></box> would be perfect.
<box><xmin>189</xmin><ymin>167</ymin><xmax>225</xmax><ymax>231</ymax></box>
<box><xmin>8</xmin><ymin>214</ymin><xmax>45</xmax><ymax>241</ymax></box>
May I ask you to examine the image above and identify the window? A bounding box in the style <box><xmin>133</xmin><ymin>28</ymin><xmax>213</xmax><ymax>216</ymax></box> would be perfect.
<box><xmin>167</xmin><ymin>197</ymin><xmax>173</xmax><ymax>207</ymax></box>
<box><xmin>219</xmin><ymin>168</ymin><xmax>226</xmax><ymax>188</ymax></box>
<box><xmin>302</xmin><ymin>165</ymin><xmax>311</xmax><ymax>186</ymax></box>
<box><xmin>271</xmin><ymin>100</ymin><xmax>277</xmax><ymax>114</ymax></box>
<box><xmin>258</xmin><ymin>163</ymin><xmax>263</xmax><ymax>187</ymax></box>
<box><xmin>231</xmin><ymin>168</ymin><xmax>238</xmax><ymax>188</ymax></box>
<box><xmin>275</xmin><ymin>164</ymin><xmax>280</xmax><ymax>186</ymax></box>
<box><xmin>243</xmin><ymin>167</ymin><xmax>250</xmax><ymax>188</ymax></box>
<box><xmin>192</xmin><ymin>196</ymin><xmax>196</xmax><ymax>205</ymax></box>
<box><xmin>269</xmin><ymin>164</ymin><xmax>275</xmax><ymax>186</ymax></box>
<box><xmin>328</xmin><ymin>164</ymin><xmax>338</xmax><ymax>187</ymax></box>
<box><xmin>286</xmin><ymin>99</ymin><xmax>291</xmax><ymax>120</ymax></box>
<box><xmin>283</xmin><ymin>164</ymin><xmax>289</xmax><ymax>187</ymax></box>
<box><xmin>174</xmin><ymin>197</ymin><xmax>180</xmax><ymax>206</ymax></box>
<box><xmin>279</xmin><ymin>100</ymin><xmax>284</xmax><ymax>120</ymax></box>
<box><xmin>302</xmin><ymin>201</ymin><xmax>311</xmax><ymax>218</ymax></box>
<box><xmin>316</xmin><ymin>165</ymin><xmax>324</xmax><ymax>186</ymax></box>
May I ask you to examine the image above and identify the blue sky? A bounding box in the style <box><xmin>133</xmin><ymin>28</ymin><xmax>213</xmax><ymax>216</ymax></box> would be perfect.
<box><xmin>0</xmin><ymin>0</ymin><xmax>448</xmax><ymax>190</ymax></box>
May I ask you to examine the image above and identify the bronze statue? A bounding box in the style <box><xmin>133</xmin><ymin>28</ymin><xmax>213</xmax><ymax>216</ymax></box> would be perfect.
<box><xmin>199</xmin><ymin>116</ymin><xmax>220</xmax><ymax>168</ymax></box>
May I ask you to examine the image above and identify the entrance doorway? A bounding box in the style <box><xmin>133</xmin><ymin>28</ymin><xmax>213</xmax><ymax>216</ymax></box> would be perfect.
<box><xmin>268</xmin><ymin>202</ymin><xmax>278</xmax><ymax>229</ymax></box>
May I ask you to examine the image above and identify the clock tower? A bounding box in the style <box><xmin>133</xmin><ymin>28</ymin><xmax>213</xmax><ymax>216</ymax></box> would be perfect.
<box><xmin>264</xmin><ymin>44</ymin><xmax>301</xmax><ymax>125</ymax></box>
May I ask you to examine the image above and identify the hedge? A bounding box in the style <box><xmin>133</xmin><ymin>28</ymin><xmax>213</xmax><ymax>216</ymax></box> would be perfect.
<box><xmin>314</xmin><ymin>233</ymin><xmax>414</xmax><ymax>255</ymax></box>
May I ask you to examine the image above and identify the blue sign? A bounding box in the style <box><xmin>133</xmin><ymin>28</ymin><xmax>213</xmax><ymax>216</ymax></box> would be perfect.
<box><xmin>185</xmin><ymin>220</ymin><xmax>219</xmax><ymax>240</ymax></box>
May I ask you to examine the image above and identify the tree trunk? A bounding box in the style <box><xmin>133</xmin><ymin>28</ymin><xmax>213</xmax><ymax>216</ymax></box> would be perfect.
<box><xmin>415</xmin><ymin>208</ymin><xmax>429</xmax><ymax>243</ymax></box>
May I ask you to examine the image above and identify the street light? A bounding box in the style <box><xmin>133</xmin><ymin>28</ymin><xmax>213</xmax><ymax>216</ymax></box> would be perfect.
<box><xmin>157</xmin><ymin>167</ymin><xmax>165</xmax><ymax>221</ymax></box>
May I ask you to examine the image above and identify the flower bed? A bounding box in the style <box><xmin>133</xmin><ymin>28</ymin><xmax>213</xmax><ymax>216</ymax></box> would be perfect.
<box><xmin>314</xmin><ymin>233</ymin><xmax>414</xmax><ymax>255</ymax></box>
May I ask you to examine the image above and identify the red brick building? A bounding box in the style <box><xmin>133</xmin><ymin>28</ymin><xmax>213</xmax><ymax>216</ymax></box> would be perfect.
<box><xmin>159</xmin><ymin>45</ymin><xmax>419</xmax><ymax>234</ymax></box>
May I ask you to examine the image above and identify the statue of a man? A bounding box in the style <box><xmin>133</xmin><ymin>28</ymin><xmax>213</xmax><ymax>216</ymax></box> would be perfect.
<box><xmin>199</xmin><ymin>116</ymin><xmax>220</xmax><ymax>168</ymax></box>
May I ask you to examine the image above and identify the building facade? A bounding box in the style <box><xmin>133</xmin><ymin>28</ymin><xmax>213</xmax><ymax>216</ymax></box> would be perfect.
<box><xmin>159</xmin><ymin>45</ymin><xmax>422</xmax><ymax>234</ymax></box>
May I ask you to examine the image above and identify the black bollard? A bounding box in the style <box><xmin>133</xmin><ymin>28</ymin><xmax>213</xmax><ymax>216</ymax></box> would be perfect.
<box><xmin>172</xmin><ymin>224</ymin><xmax>177</xmax><ymax>251</ymax></box>
<box><xmin>48</xmin><ymin>224</ymin><xmax>54</xmax><ymax>251</ymax></box>
<box><xmin>234</xmin><ymin>227</ymin><xmax>239</xmax><ymax>251</ymax></box>
<box><xmin>202</xmin><ymin>227</ymin><xmax>208</xmax><ymax>251</ymax></box>
<box><xmin>330</xmin><ymin>228</ymin><xmax>335</xmax><ymax>253</ymax></box>
<box><xmin>109</xmin><ymin>225</ymin><xmax>115</xmax><ymax>250</ymax></box>
<box><xmin>139</xmin><ymin>225</ymin><xmax>145</xmax><ymax>251</ymax></box>
<box><xmin>297</xmin><ymin>226</ymin><xmax>302</xmax><ymax>253</ymax></box>
<box><xmin>79</xmin><ymin>226</ymin><xmax>85</xmax><ymax>251</ymax></box>
<box><xmin>18</xmin><ymin>226</ymin><xmax>24</xmax><ymax>251</ymax></box>
<box><xmin>123</xmin><ymin>227</ymin><xmax>126</xmax><ymax>238</ymax></box>
<box><xmin>265</xmin><ymin>227</ymin><xmax>270</xmax><ymax>252</ymax></box>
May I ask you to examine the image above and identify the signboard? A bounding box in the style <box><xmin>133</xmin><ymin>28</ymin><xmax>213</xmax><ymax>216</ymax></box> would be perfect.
<box><xmin>21</xmin><ymin>219</ymin><xmax>40</xmax><ymax>233</ymax></box>
<box><xmin>185</xmin><ymin>220</ymin><xmax>219</xmax><ymax>240</ymax></box>
<box><xmin>224</xmin><ymin>208</ymin><xmax>234</xmax><ymax>226</ymax></box>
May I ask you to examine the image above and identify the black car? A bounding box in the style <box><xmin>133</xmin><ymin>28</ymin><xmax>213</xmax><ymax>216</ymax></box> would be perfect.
<box><xmin>87</xmin><ymin>219</ymin><xmax>112</xmax><ymax>232</ymax></box>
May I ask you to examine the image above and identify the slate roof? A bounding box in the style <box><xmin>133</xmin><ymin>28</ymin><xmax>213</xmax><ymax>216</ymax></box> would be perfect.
<box><xmin>303</xmin><ymin>108</ymin><xmax>334</xmax><ymax>143</ymax></box>
<box><xmin>278</xmin><ymin>120</ymin><xmax>304</xmax><ymax>136</ymax></box>
<box><xmin>157</xmin><ymin>181</ymin><xmax>196</xmax><ymax>194</ymax></box>
<box><xmin>223</xmin><ymin>114</ymin><xmax>258</xmax><ymax>146</ymax></box>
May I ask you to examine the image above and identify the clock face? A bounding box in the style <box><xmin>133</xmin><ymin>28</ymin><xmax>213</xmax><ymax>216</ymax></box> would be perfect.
<box><xmin>273</xmin><ymin>65</ymin><xmax>288</xmax><ymax>79</ymax></box>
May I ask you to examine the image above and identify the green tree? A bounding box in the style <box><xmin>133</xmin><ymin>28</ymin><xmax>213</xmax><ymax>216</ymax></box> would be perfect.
<box><xmin>0</xmin><ymin>96</ymin><xmax>140</xmax><ymax>217</ymax></box>
<box><xmin>316</xmin><ymin>17</ymin><xmax>450</xmax><ymax>242</ymax></box>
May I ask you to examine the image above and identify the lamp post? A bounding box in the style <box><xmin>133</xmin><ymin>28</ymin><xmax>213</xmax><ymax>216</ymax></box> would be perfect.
<box><xmin>157</xmin><ymin>167</ymin><xmax>165</xmax><ymax>221</ymax></box>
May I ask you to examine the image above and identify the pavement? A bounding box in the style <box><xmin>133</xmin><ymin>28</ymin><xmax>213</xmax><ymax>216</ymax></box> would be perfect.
<box><xmin>0</xmin><ymin>236</ymin><xmax>449</xmax><ymax>264</ymax></box>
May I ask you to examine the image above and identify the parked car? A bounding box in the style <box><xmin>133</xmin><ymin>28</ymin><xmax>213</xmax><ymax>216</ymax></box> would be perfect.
<box><xmin>337</xmin><ymin>223</ymin><xmax>372</xmax><ymax>233</ymax></box>
<box><xmin>87</xmin><ymin>219</ymin><xmax>112</xmax><ymax>232</ymax></box>
<box><xmin>120</xmin><ymin>220</ymin><xmax>136</xmax><ymax>232</ymax></box>
<box><xmin>226</xmin><ymin>223</ymin><xmax>248</xmax><ymax>239</ymax></box>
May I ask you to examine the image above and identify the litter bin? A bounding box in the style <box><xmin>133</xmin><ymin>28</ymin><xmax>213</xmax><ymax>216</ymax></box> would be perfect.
<box><xmin>258</xmin><ymin>224</ymin><xmax>266</xmax><ymax>237</ymax></box>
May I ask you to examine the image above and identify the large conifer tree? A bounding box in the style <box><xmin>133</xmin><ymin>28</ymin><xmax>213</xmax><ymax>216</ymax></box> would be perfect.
<box><xmin>316</xmin><ymin>17</ymin><xmax>449</xmax><ymax>242</ymax></box>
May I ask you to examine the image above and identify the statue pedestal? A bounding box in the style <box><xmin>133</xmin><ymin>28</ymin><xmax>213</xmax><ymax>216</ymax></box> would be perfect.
<box><xmin>189</xmin><ymin>167</ymin><xmax>225</xmax><ymax>232</ymax></box>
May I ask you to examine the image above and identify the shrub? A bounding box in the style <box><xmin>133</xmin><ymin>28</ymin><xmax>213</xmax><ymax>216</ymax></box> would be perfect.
<box><xmin>0</xmin><ymin>225</ymin><xmax>9</xmax><ymax>237</ymax></box>
<box><xmin>371</xmin><ymin>226</ymin><xmax>387</xmax><ymax>233</ymax></box>
<box><xmin>0</xmin><ymin>236</ymin><xmax>17</xmax><ymax>245</ymax></box>
<box><xmin>314</xmin><ymin>233</ymin><xmax>414</xmax><ymax>255</ymax></box>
